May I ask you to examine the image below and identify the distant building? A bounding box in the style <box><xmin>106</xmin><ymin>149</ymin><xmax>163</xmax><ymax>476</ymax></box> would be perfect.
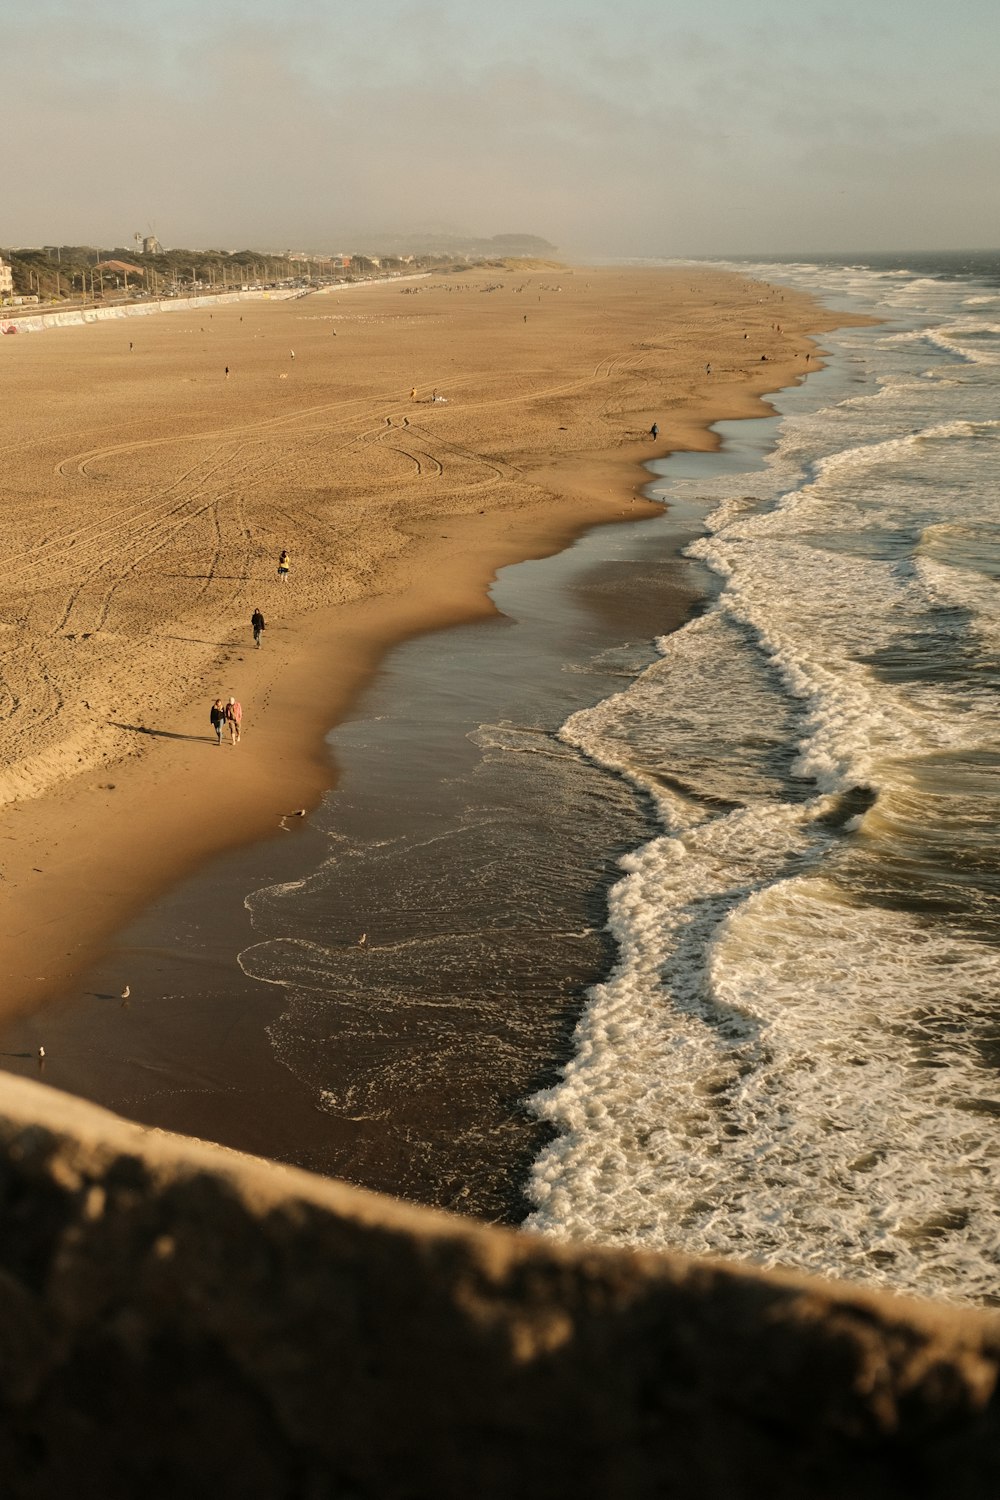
<box><xmin>143</xmin><ymin>236</ymin><xmax>162</xmax><ymax>255</ymax></box>
<box><xmin>0</xmin><ymin>256</ymin><xmax>12</xmax><ymax>300</ymax></box>
<box><xmin>95</xmin><ymin>259</ymin><xmax>142</xmax><ymax>276</ymax></box>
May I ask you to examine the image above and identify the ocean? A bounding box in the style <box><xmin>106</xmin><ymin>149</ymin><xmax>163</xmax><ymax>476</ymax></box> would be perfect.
<box><xmin>526</xmin><ymin>252</ymin><xmax>1000</xmax><ymax>1307</ymax></box>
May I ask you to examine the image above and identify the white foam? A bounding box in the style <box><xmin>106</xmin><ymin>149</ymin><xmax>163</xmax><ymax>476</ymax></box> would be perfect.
<box><xmin>924</xmin><ymin>323</ymin><xmax>1000</xmax><ymax>365</ymax></box>
<box><xmin>528</xmin><ymin>871</ymin><xmax>1000</xmax><ymax>1305</ymax></box>
<box><xmin>529</xmin><ymin>255</ymin><xmax>1000</xmax><ymax>1304</ymax></box>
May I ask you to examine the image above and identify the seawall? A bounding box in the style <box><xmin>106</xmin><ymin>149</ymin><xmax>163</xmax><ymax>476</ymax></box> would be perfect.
<box><xmin>1</xmin><ymin>1073</ymin><xmax>998</xmax><ymax>1499</ymax></box>
<box><xmin>0</xmin><ymin>287</ymin><xmax>301</xmax><ymax>334</ymax></box>
<box><xmin>0</xmin><ymin>275</ymin><xmax>429</xmax><ymax>335</ymax></box>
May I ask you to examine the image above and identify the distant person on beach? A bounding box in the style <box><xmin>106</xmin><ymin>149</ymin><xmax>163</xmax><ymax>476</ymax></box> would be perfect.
<box><xmin>210</xmin><ymin>698</ymin><xmax>226</xmax><ymax>745</ymax></box>
<box><xmin>650</xmin><ymin>423</ymin><xmax>659</xmax><ymax>440</ymax></box>
<box><xmin>225</xmin><ymin>696</ymin><xmax>242</xmax><ymax>745</ymax></box>
<box><xmin>277</xmin><ymin>549</ymin><xmax>290</xmax><ymax>583</ymax></box>
<box><xmin>251</xmin><ymin>608</ymin><xmax>265</xmax><ymax>648</ymax></box>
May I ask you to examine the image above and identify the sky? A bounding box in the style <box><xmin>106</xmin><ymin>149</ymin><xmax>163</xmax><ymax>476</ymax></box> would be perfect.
<box><xmin>5</xmin><ymin>0</ymin><xmax>999</xmax><ymax>257</ymax></box>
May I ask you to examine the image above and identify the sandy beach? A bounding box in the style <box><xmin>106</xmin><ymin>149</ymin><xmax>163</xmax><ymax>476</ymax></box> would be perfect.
<box><xmin>0</xmin><ymin>266</ymin><xmax>850</xmax><ymax>1034</ymax></box>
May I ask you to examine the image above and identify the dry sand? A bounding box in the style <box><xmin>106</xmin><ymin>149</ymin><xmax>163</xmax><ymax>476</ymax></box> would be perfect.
<box><xmin>0</xmin><ymin>265</ymin><xmax>856</xmax><ymax>1021</ymax></box>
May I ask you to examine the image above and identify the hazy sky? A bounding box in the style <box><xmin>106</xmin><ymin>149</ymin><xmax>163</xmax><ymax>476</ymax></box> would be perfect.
<box><xmin>6</xmin><ymin>0</ymin><xmax>999</xmax><ymax>256</ymax></box>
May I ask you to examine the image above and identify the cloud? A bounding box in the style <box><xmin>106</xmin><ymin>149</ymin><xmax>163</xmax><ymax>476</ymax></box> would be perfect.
<box><xmin>5</xmin><ymin>0</ymin><xmax>1000</xmax><ymax>255</ymax></box>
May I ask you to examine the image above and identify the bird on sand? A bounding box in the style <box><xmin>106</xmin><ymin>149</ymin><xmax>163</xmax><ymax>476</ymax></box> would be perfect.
<box><xmin>358</xmin><ymin>933</ymin><xmax>368</xmax><ymax>947</ymax></box>
<box><xmin>120</xmin><ymin>985</ymin><xmax>130</xmax><ymax>1005</ymax></box>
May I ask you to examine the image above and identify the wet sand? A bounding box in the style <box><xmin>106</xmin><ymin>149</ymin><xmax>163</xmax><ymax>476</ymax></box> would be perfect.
<box><xmin>4</xmin><ymin>500</ymin><xmax>710</xmax><ymax>1220</ymax></box>
<box><xmin>0</xmin><ymin>267</ymin><xmax>865</xmax><ymax>1208</ymax></box>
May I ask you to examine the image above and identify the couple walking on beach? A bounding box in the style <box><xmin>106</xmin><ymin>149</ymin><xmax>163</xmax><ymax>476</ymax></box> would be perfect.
<box><xmin>210</xmin><ymin>697</ymin><xmax>242</xmax><ymax>746</ymax></box>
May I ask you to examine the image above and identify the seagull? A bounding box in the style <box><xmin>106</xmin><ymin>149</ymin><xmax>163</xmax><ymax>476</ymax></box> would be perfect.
<box><xmin>37</xmin><ymin>1046</ymin><xmax>45</xmax><ymax>1067</ymax></box>
<box><xmin>358</xmin><ymin>933</ymin><xmax>368</xmax><ymax>947</ymax></box>
<box><xmin>120</xmin><ymin>984</ymin><xmax>130</xmax><ymax>1003</ymax></box>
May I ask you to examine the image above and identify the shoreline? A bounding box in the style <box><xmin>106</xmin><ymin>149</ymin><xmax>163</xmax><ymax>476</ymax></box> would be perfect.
<box><xmin>8</xmin><ymin>497</ymin><xmax>704</xmax><ymax>1214</ymax></box>
<box><xmin>0</xmin><ymin>267</ymin><xmax>866</xmax><ymax>1026</ymax></box>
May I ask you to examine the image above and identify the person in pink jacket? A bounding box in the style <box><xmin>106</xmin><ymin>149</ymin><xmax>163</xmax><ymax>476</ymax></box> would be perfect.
<box><xmin>225</xmin><ymin>696</ymin><xmax>242</xmax><ymax>745</ymax></box>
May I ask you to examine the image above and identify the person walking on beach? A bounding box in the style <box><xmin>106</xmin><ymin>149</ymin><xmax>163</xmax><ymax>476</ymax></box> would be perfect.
<box><xmin>277</xmin><ymin>549</ymin><xmax>290</xmax><ymax>583</ymax></box>
<box><xmin>225</xmin><ymin>696</ymin><xmax>242</xmax><ymax>745</ymax></box>
<box><xmin>650</xmin><ymin>422</ymin><xmax>659</xmax><ymax>440</ymax></box>
<box><xmin>210</xmin><ymin>697</ymin><xmax>226</xmax><ymax>745</ymax></box>
<box><xmin>251</xmin><ymin>608</ymin><xmax>266</xmax><ymax>648</ymax></box>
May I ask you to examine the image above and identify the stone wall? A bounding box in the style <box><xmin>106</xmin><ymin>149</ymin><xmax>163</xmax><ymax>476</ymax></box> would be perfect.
<box><xmin>1</xmin><ymin>1073</ymin><xmax>999</xmax><ymax>1499</ymax></box>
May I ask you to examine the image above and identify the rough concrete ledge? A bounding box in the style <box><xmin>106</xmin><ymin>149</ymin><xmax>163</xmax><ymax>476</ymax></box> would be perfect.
<box><xmin>1</xmin><ymin>1074</ymin><xmax>998</xmax><ymax>1499</ymax></box>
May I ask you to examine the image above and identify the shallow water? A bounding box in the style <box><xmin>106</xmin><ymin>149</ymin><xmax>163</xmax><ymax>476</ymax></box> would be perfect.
<box><xmin>236</xmin><ymin>508</ymin><xmax>707</xmax><ymax>1216</ymax></box>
